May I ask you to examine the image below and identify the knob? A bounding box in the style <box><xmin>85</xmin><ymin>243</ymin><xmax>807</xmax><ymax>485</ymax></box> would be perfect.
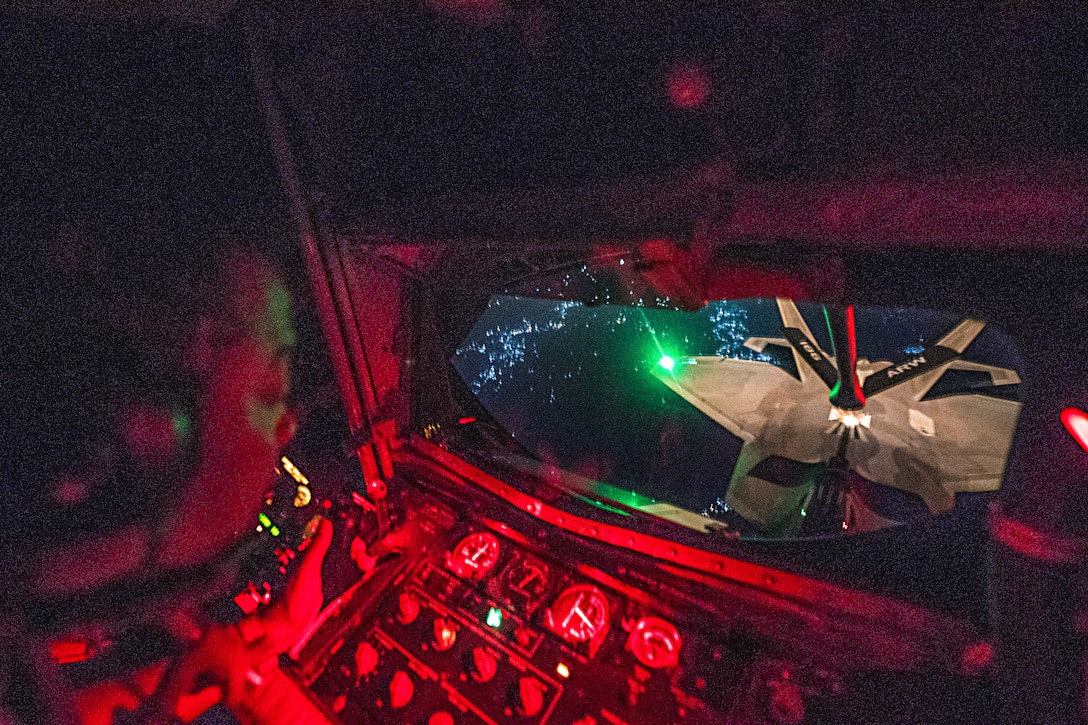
<box><xmin>390</xmin><ymin>671</ymin><xmax>414</xmax><ymax>709</ymax></box>
<box><xmin>518</xmin><ymin>676</ymin><xmax>546</xmax><ymax>717</ymax></box>
<box><xmin>768</xmin><ymin>679</ymin><xmax>805</xmax><ymax>725</ymax></box>
<box><xmin>514</xmin><ymin>627</ymin><xmax>533</xmax><ymax>648</ymax></box>
<box><xmin>428</xmin><ymin>713</ymin><xmax>455</xmax><ymax>725</ymax></box>
<box><xmin>354</xmin><ymin>641</ymin><xmax>379</xmax><ymax>678</ymax></box>
<box><xmin>397</xmin><ymin>591</ymin><xmax>420</xmax><ymax>624</ymax></box>
<box><xmin>471</xmin><ymin>647</ymin><xmax>498</xmax><ymax>682</ymax></box>
<box><xmin>433</xmin><ymin>618</ymin><xmax>457</xmax><ymax>651</ymax></box>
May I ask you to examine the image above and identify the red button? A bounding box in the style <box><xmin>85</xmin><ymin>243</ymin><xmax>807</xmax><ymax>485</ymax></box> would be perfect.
<box><xmin>518</xmin><ymin>677</ymin><xmax>545</xmax><ymax>716</ymax></box>
<box><xmin>354</xmin><ymin>642</ymin><xmax>379</xmax><ymax>677</ymax></box>
<box><xmin>398</xmin><ymin>591</ymin><xmax>420</xmax><ymax>624</ymax></box>
<box><xmin>433</xmin><ymin>618</ymin><xmax>457</xmax><ymax>651</ymax></box>
<box><xmin>472</xmin><ymin>647</ymin><xmax>498</xmax><ymax>682</ymax></box>
<box><xmin>390</xmin><ymin>671</ymin><xmax>414</xmax><ymax>709</ymax></box>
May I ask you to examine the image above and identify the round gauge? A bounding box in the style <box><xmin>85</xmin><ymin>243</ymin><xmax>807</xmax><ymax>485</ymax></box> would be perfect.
<box><xmin>544</xmin><ymin>585</ymin><xmax>610</xmax><ymax>644</ymax></box>
<box><xmin>446</xmin><ymin>532</ymin><xmax>502</xmax><ymax>581</ymax></box>
<box><xmin>627</xmin><ymin>617</ymin><xmax>682</xmax><ymax>669</ymax></box>
<box><xmin>503</xmin><ymin>555</ymin><xmax>550</xmax><ymax>599</ymax></box>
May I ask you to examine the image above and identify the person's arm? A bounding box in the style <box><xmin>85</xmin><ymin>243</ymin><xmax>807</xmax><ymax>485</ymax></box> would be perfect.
<box><xmin>147</xmin><ymin>517</ymin><xmax>333</xmax><ymax>724</ymax></box>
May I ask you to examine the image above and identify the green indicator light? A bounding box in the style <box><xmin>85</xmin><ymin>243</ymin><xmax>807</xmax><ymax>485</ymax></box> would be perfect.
<box><xmin>269</xmin><ymin>525</ymin><xmax>281</xmax><ymax>537</ymax></box>
<box><xmin>659</xmin><ymin>355</ymin><xmax>675</xmax><ymax>371</ymax></box>
<box><xmin>172</xmin><ymin>412</ymin><xmax>192</xmax><ymax>441</ymax></box>
<box><xmin>259</xmin><ymin>513</ymin><xmax>272</xmax><ymax>528</ymax></box>
<box><xmin>486</xmin><ymin>607</ymin><xmax>503</xmax><ymax>628</ymax></box>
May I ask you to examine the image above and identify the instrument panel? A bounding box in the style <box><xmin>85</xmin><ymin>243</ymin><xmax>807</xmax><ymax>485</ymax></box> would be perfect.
<box><xmin>242</xmin><ymin>446</ymin><xmax>989</xmax><ymax>725</ymax></box>
<box><xmin>298</xmin><ymin>520</ymin><xmax>735</xmax><ymax>725</ymax></box>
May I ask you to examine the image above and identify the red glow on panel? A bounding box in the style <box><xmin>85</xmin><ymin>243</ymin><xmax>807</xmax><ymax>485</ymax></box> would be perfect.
<box><xmin>50</xmin><ymin>638</ymin><xmax>95</xmax><ymax>664</ymax></box>
<box><xmin>409</xmin><ymin>438</ymin><xmax>970</xmax><ymax>670</ymax></box>
<box><xmin>459</xmin><ymin>417</ymin><xmax>477</xmax><ymax>425</ymax></box>
<box><xmin>703</xmin><ymin>264</ymin><xmax>811</xmax><ymax>301</ymax></box>
<box><xmin>666</xmin><ymin>63</ymin><xmax>711</xmax><ymax>110</ymax></box>
<box><xmin>1061</xmin><ymin>407</ymin><xmax>1088</xmax><ymax>452</ymax></box>
<box><xmin>961</xmin><ymin>641</ymin><xmax>995</xmax><ymax>675</ymax></box>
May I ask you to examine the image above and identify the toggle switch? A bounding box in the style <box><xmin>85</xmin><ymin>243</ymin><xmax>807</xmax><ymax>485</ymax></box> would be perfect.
<box><xmin>518</xmin><ymin>676</ymin><xmax>545</xmax><ymax>717</ymax></box>
<box><xmin>433</xmin><ymin>618</ymin><xmax>457</xmax><ymax>651</ymax></box>
<box><xmin>354</xmin><ymin>641</ymin><xmax>379</xmax><ymax>678</ymax></box>
<box><xmin>471</xmin><ymin>647</ymin><xmax>498</xmax><ymax>682</ymax></box>
<box><xmin>397</xmin><ymin>591</ymin><xmax>420</xmax><ymax>624</ymax></box>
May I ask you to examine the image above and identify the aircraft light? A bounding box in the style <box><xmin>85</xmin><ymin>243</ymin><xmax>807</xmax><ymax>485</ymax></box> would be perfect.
<box><xmin>830</xmin><ymin>407</ymin><xmax>871</xmax><ymax>430</ymax></box>
<box><xmin>659</xmin><ymin>355</ymin><xmax>675</xmax><ymax>371</ymax></box>
<box><xmin>1061</xmin><ymin>407</ymin><xmax>1088</xmax><ymax>453</ymax></box>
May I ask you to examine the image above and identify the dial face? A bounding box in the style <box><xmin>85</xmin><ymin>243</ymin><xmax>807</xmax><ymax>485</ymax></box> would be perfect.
<box><xmin>503</xmin><ymin>554</ymin><xmax>550</xmax><ymax>599</ymax></box>
<box><xmin>544</xmin><ymin>585</ymin><xmax>610</xmax><ymax>645</ymax></box>
<box><xmin>627</xmin><ymin>617</ymin><xmax>682</xmax><ymax>669</ymax></box>
<box><xmin>447</xmin><ymin>532</ymin><xmax>502</xmax><ymax>581</ymax></box>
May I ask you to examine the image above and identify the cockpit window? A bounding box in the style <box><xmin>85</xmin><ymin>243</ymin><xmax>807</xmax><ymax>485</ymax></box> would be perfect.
<box><xmin>452</xmin><ymin>294</ymin><xmax>1022</xmax><ymax>540</ymax></box>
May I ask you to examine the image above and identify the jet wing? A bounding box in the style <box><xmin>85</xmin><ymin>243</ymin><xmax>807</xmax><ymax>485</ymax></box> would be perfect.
<box><xmin>651</xmin><ymin>356</ymin><xmax>807</xmax><ymax>442</ymax></box>
<box><xmin>847</xmin><ymin>390</ymin><xmax>1021</xmax><ymax>513</ymax></box>
<box><xmin>775</xmin><ymin>298</ymin><xmax>839</xmax><ymax>389</ymax></box>
<box><xmin>863</xmin><ymin>318</ymin><xmax>991</xmax><ymax>398</ymax></box>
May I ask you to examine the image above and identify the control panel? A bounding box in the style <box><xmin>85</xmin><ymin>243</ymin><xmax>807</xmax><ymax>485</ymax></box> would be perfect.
<box><xmin>244</xmin><ymin>450</ymin><xmax>982</xmax><ymax>725</ymax></box>
<box><xmin>305</xmin><ymin>532</ymin><xmax>715</xmax><ymax>723</ymax></box>
<box><xmin>285</xmin><ymin>508</ymin><xmax>823</xmax><ymax>725</ymax></box>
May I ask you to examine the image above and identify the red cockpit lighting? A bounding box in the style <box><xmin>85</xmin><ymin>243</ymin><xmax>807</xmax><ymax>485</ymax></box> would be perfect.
<box><xmin>666</xmin><ymin>62</ymin><xmax>711</xmax><ymax>110</ymax></box>
<box><xmin>1061</xmin><ymin>407</ymin><xmax>1088</xmax><ymax>453</ymax></box>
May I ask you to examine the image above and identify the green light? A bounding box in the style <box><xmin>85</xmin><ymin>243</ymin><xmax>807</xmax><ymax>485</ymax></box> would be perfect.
<box><xmin>269</xmin><ymin>525</ymin><xmax>281</xmax><ymax>537</ymax></box>
<box><xmin>659</xmin><ymin>355</ymin><xmax>675</xmax><ymax>371</ymax></box>
<box><xmin>258</xmin><ymin>513</ymin><xmax>272</xmax><ymax>528</ymax></box>
<box><xmin>575</xmin><ymin>495</ymin><xmax>631</xmax><ymax>517</ymax></box>
<box><xmin>172</xmin><ymin>412</ymin><xmax>192</xmax><ymax>441</ymax></box>
<box><xmin>486</xmin><ymin>607</ymin><xmax>503</xmax><ymax>628</ymax></box>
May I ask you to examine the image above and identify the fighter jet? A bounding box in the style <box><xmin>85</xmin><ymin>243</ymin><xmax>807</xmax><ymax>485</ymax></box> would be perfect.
<box><xmin>651</xmin><ymin>299</ymin><xmax>1022</xmax><ymax>536</ymax></box>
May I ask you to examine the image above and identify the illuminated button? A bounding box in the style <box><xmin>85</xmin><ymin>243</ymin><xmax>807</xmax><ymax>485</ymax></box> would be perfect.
<box><xmin>471</xmin><ymin>647</ymin><xmax>498</xmax><ymax>682</ymax></box>
<box><xmin>354</xmin><ymin>642</ymin><xmax>379</xmax><ymax>678</ymax></box>
<box><xmin>433</xmin><ymin>618</ymin><xmax>457</xmax><ymax>651</ymax></box>
<box><xmin>428</xmin><ymin>713</ymin><xmax>455</xmax><ymax>725</ymax></box>
<box><xmin>517</xmin><ymin>677</ymin><xmax>545</xmax><ymax>717</ymax></box>
<box><xmin>397</xmin><ymin>591</ymin><xmax>420</xmax><ymax>624</ymax></box>
<box><xmin>514</xmin><ymin>627</ymin><xmax>533</xmax><ymax>648</ymax></box>
<box><xmin>390</xmin><ymin>671</ymin><xmax>414</xmax><ymax>709</ymax></box>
